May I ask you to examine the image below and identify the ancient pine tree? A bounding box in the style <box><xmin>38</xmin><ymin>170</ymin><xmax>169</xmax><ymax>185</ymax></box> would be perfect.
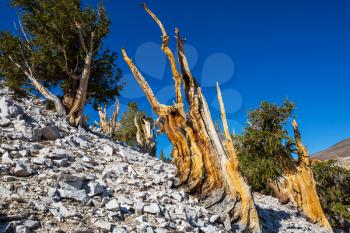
<box><xmin>122</xmin><ymin>4</ymin><xmax>261</xmax><ymax>232</ymax></box>
<box><xmin>272</xmin><ymin>120</ymin><xmax>332</xmax><ymax>231</ymax></box>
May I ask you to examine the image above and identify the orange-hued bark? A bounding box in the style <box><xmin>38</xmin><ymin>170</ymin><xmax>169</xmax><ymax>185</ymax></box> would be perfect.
<box><xmin>273</xmin><ymin>120</ymin><xmax>333</xmax><ymax>231</ymax></box>
<box><xmin>122</xmin><ymin>4</ymin><xmax>261</xmax><ymax>232</ymax></box>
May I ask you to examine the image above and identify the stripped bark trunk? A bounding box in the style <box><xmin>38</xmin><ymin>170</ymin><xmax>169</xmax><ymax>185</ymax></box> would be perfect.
<box><xmin>134</xmin><ymin>116</ymin><xmax>156</xmax><ymax>157</ymax></box>
<box><xmin>8</xmin><ymin>21</ymin><xmax>66</xmax><ymax>117</ymax></box>
<box><xmin>27</xmin><ymin>73</ymin><xmax>66</xmax><ymax>117</ymax></box>
<box><xmin>272</xmin><ymin>120</ymin><xmax>333</xmax><ymax>231</ymax></box>
<box><xmin>8</xmin><ymin>56</ymin><xmax>66</xmax><ymax>117</ymax></box>
<box><xmin>122</xmin><ymin>4</ymin><xmax>261</xmax><ymax>232</ymax></box>
<box><xmin>67</xmin><ymin>50</ymin><xmax>93</xmax><ymax>126</ymax></box>
<box><xmin>98</xmin><ymin>99</ymin><xmax>120</xmax><ymax>137</ymax></box>
<box><xmin>67</xmin><ymin>23</ymin><xmax>95</xmax><ymax>127</ymax></box>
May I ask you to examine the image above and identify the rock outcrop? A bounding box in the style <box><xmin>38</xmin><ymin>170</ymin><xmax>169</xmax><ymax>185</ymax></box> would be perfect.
<box><xmin>0</xmin><ymin>83</ymin><xmax>333</xmax><ymax>232</ymax></box>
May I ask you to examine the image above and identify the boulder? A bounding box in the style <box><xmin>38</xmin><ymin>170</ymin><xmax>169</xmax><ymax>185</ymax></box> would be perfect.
<box><xmin>49</xmin><ymin>149</ymin><xmax>68</xmax><ymax>159</ymax></box>
<box><xmin>23</xmin><ymin>220</ymin><xmax>40</xmax><ymax>229</ymax></box>
<box><xmin>103</xmin><ymin>145</ymin><xmax>113</xmax><ymax>156</ymax></box>
<box><xmin>41</xmin><ymin>126</ymin><xmax>61</xmax><ymax>140</ymax></box>
<box><xmin>15</xmin><ymin>225</ymin><xmax>30</xmax><ymax>233</ymax></box>
<box><xmin>13</xmin><ymin>160</ymin><xmax>32</xmax><ymax>177</ymax></box>
<box><xmin>86</xmin><ymin>181</ymin><xmax>105</xmax><ymax>197</ymax></box>
<box><xmin>94</xmin><ymin>221</ymin><xmax>112</xmax><ymax>231</ymax></box>
<box><xmin>0</xmin><ymin>118</ymin><xmax>11</xmax><ymax>127</ymax></box>
<box><xmin>105</xmin><ymin>199</ymin><xmax>120</xmax><ymax>211</ymax></box>
<box><xmin>0</xmin><ymin>187</ymin><xmax>13</xmax><ymax>197</ymax></box>
<box><xmin>0</xmin><ymin>96</ymin><xmax>21</xmax><ymax>119</ymax></box>
<box><xmin>59</xmin><ymin>174</ymin><xmax>85</xmax><ymax>190</ymax></box>
<box><xmin>58</xmin><ymin>189</ymin><xmax>89</xmax><ymax>203</ymax></box>
<box><xmin>144</xmin><ymin>203</ymin><xmax>161</xmax><ymax>214</ymax></box>
<box><xmin>53</xmin><ymin>158</ymin><xmax>69</xmax><ymax>167</ymax></box>
<box><xmin>2</xmin><ymin>152</ymin><xmax>14</xmax><ymax>164</ymax></box>
<box><xmin>13</xmin><ymin>119</ymin><xmax>29</xmax><ymax>135</ymax></box>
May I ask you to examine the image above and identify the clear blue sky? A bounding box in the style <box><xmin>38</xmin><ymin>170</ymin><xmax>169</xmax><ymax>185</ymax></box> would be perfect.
<box><xmin>1</xmin><ymin>0</ymin><xmax>350</xmax><ymax>157</ymax></box>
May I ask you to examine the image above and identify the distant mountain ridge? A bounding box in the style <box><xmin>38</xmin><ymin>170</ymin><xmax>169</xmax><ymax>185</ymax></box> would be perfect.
<box><xmin>312</xmin><ymin>139</ymin><xmax>350</xmax><ymax>168</ymax></box>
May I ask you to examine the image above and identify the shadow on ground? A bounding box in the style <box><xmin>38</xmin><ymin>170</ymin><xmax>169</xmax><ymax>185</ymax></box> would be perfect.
<box><xmin>257</xmin><ymin>206</ymin><xmax>292</xmax><ymax>233</ymax></box>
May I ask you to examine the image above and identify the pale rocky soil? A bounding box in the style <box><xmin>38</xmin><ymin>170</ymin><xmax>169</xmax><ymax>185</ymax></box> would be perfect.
<box><xmin>0</xmin><ymin>83</ymin><xmax>334</xmax><ymax>232</ymax></box>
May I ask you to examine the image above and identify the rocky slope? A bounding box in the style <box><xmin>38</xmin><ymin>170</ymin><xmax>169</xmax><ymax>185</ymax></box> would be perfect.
<box><xmin>0</xmin><ymin>84</ymin><xmax>332</xmax><ymax>232</ymax></box>
<box><xmin>312</xmin><ymin>139</ymin><xmax>350</xmax><ymax>169</ymax></box>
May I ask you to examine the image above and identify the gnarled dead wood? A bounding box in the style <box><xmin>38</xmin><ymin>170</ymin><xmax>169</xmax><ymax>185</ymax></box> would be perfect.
<box><xmin>8</xmin><ymin>20</ymin><xmax>66</xmax><ymax>117</ymax></box>
<box><xmin>273</xmin><ymin>120</ymin><xmax>332</xmax><ymax>231</ymax></box>
<box><xmin>134</xmin><ymin>116</ymin><xmax>156</xmax><ymax>157</ymax></box>
<box><xmin>122</xmin><ymin>4</ymin><xmax>261</xmax><ymax>232</ymax></box>
<box><xmin>98</xmin><ymin>99</ymin><xmax>121</xmax><ymax>137</ymax></box>
<box><xmin>9</xmin><ymin>55</ymin><xmax>66</xmax><ymax>117</ymax></box>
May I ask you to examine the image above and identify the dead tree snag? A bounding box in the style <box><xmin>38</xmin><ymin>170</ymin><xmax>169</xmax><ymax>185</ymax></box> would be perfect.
<box><xmin>273</xmin><ymin>120</ymin><xmax>333</xmax><ymax>231</ymax></box>
<box><xmin>98</xmin><ymin>99</ymin><xmax>121</xmax><ymax>137</ymax></box>
<box><xmin>8</xmin><ymin>21</ymin><xmax>66</xmax><ymax>117</ymax></box>
<box><xmin>134</xmin><ymin>116</ymin><xmax>156</xmax><ymax>157</ymax></box>
<box><xmin>122</xmin><ymin>4</ymin><xmax>261</xmax><ymax>232</ymax></box>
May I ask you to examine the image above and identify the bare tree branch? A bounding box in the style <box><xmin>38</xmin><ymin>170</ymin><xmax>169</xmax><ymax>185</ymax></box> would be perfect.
<box><xmin>76</xmin><ymin>22</ymin><xmax>88</xmax><ymax>54</ymax></box>
<box><xmin>143</xmin><ymin>3</ymin><xmax>183</xmax><ymax>107</ymax></box>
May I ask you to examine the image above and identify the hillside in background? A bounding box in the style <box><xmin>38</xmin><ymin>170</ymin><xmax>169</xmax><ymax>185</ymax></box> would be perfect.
<box><xmin>312</xmin><ymin>139</ymin><xmax>350</xmax><ymax>169</ymax></box>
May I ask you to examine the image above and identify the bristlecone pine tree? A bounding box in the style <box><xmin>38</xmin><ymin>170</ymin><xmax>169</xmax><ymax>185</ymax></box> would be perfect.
<box><xmin>122</xmin><ymin>4</ymin><xmax>261</xmax><ymax>232</ymax></box>
<box><xmin>0</xmin><ymin>0</ymin><xmax>123</xmax><ymax>126</ymax></box>
<box><xmin>271</xmin><ymin>120</ymin><xmax>333</xmax><ymax>231</ymax></box>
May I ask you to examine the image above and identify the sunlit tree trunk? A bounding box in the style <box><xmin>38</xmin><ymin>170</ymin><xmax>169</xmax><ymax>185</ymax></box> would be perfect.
<box><xmin>122</xmin><ymin>4</ymin><xmax>261</xmax><ymax>231</ymax></box>
<box><xmin>67</xmin><ymin>24</ymin><xmax>95</xmax><ymax>126</ymax></box>
<box><xmin>272</xmin><ymin>120</ymin><xmax>333</xmax><ymax>231</ymax></box>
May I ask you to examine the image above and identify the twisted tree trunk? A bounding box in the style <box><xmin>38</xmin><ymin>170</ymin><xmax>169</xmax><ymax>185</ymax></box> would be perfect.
<box><xmin>272</xmin><ymin>120</ymin><xmax>333</xmax><ymax>231</ymax></box>
<box><xmin>67</xmin><ymin>25</ymin><xmax>95</xmax><ymax>127</ymax></box>
<box><xmin>8</xmin><ymin>21</ymin><xmax>66</xmax><ymax>117</ymax></box>
<box><xmin>8</xmin><ymin>56</ymin><xmax>66</xmax><ymax>117</ymax></box>
<box><xmin>67</xmin><ymin>49</ymin><xmax>93</xmax><ymax>126</ymax></box>
<box><xmin>122</xmin><ymin>4</ymin><xmax>261</xmax><ymax>232</ymax></box>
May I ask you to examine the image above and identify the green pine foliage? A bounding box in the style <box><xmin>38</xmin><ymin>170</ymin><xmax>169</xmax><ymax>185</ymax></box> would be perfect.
<box><xmin>312</xmin><ymin>160</ymin><xmax>350</xmax><ymax>231</ymax></box>
<box><xmin>237</xmin><ymin>100</ymin><xmax>296</xmax><ymax>194</ymax></box>
<box><xmin>0</xmin><ymin>0</ymin><xmax>123</xmax><ymax>109</ymax></box>
<box><xmin>115</xmin><ymin>102</ymin><xmax>153</xmax><ymax>147</ymax></box>
<box><xmin>0</xmin><ymin>32</ymin><xmax>30</xmax><ymax>96</ymax></box>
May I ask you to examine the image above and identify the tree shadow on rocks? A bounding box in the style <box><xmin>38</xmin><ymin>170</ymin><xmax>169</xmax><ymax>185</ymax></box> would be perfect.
<box><xmin>256</xmin><ymin>206</ymin><xmax>292</xmax><ymax>233</ymax></box>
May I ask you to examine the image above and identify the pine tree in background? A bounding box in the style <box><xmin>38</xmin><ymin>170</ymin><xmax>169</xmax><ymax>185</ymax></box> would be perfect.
<box><xmin>115</xmin><ymin>102</ymin><xmax>154</xmax><ymax>147</ymax></box>
<box><xmin>237</xmin><ymin>100</ymin><xmax>296</xmax><ymax>194</ymax></box>
<box><xmin>0</xmin><ymin>0</ymin><xmax>123</xmax><ymax>126</ymax></box>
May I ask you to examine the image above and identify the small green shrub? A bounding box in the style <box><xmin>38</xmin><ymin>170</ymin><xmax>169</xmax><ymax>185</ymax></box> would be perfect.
<box><xmin>312</xmin><ymin>160</ymin><xmax>350</xmax><ymax>231</ymax></box>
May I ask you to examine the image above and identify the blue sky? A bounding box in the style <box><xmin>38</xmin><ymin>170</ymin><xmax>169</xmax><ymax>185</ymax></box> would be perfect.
<box><xmin>1</xmin><ymin>0</ymin><xmax>350</xmax><ymax>157</ymax></box>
